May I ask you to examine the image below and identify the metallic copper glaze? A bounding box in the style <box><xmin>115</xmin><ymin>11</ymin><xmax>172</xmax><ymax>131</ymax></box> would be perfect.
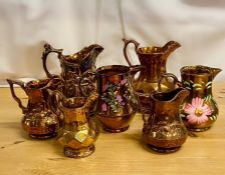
<box><xmin>123</xmin><ymin>39</ymin><xmax>181</xmax><ymax>113</ymax></box>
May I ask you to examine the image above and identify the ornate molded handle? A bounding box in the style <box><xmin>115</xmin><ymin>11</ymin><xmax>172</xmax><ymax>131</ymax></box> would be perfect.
<box><xmin>47</xmin><ymin>89</ymin><xmax>62</xmax><ymax>115</ymax></box>
<box><xmin>6</xmin><ymin>79</ymin><xmax>27</xmax><ymax>113</ymax></box>
<box><xmin>78</xmin><ymin>70</ymin><xmax>97</xmax><ymax>97</ymax></box>
<box><xmin>122</xmin><ymin>38</ymin><xmax>140</xmax><ymax>66</ymax></box>
<box><xmin>42</xmin><ymin>43</ymin><xmax>63</xmax><ymax>78</ymax></box>
<box><xmin>158</xmin><ymin>73</ymin><xmax>182</xmax><ymax>92</ymax></box>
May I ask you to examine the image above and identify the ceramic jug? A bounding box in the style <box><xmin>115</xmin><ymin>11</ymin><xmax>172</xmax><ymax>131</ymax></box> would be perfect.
<box><xmin>142</xmin><ymin>87</ymin><xmax>189</xmax><ymax>153</ymax></box>
<box><xmin>180</xmin><ymin>65</ymin><xmax>222</xmax><ymax>131</ymax></box>
<box><xmin>48</xmin><ymin>90</ymin><xmax>99</xmax><ymax>158</ymax></box>
<box><xmin>42</xmin><ymin>43</ymin><xmax>104</xmax><ymax>79</ymax></box>
<box><xmin>7</xmin><ymin>78</ymin><xmax>60</xmax><ymax>139</ymax></box>
<box><xmin>95</xmin><ymin>65</ymin><xmax>142</xmax><ymax>133</ymax></box>
<box><xmin>42</xmin><ymin>43</ymin><xmax>102</xmax><ymax>98</ymax></box>
<box><xmin>122</xmin><ymin>39</ymin><xmax>181</xmax><ymax>113</ymax></box>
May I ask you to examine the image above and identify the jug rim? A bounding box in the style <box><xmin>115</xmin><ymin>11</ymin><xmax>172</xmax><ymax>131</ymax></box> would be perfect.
<box><xmin>180</xmin><ymin>65</ymin><xmax>213</xmax><ymax>76</ymax></box>
<box><xmin>137</xmin><ymin>46</ymin><xmax>164</xmax><ymax>55</ymax></box>
<box><xmin>26</xmin><ymin>79</ymin><xmax>50</xmax><ymax>90</ymax></box>
<box><xmin>96</xmin><ymin>65</ymin><xmax>130</xmax><ymax>77</ymax></box>
<box><xmin>151</xmin><ymin>87</ymin><xmax>187</xmax><ymax>102</ymax></box>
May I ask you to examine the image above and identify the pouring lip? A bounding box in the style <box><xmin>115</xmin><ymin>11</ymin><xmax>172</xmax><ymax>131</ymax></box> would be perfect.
<box><xmin>150</xmin><ymin>87</ymin><xmax>188</xmax><ymax>103</ymax></box>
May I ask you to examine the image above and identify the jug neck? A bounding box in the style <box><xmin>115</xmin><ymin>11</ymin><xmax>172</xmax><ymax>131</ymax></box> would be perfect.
<box><xmin>62</xmin><ymin>107</ymin><xmax>87</xmax><ymax>125</ymax></box>
<box><xmin>137</xmin><ymin>53</ymin><xmax>167</xmax><ymax>82</ymax></box>
<box><xmin>181</xmin><ymin>65</ymin><xmax>220</xmax><ymax>97</ymax></box>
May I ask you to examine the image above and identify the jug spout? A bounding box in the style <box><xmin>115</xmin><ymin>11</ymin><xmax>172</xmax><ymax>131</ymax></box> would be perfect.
<box><xmin>162</xmin><ymin>41</ymin><xmax>181</xmax><ymax>59</ymax></box>
<box><xmin>211</xmin><ymin>67</ymin><xmax>222</xmax><ymax>80</ymax></box>
<box><xmin>80</xmin><ymin>44</ymin><xmax>104</xmax><ymax>72</ymax></box>
<box><xmin>84</xmin><ymin>44</ymin><xmax>104</xmax><ymax>60</ymax></box>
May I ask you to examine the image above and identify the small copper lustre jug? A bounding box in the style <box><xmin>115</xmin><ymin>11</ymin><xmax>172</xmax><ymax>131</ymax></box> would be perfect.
<box><xmin>48</xmin><ymin>90</ymin><xmax>99</xmax><ymax>158</ymax></box>
<box><xmin>143</xmin><ymin>87</ymin><xmax>189</xmax><ymax>153</ymax></box>
<box><xmin>180</xmin><ymin>65</ymin><xmax>221</xmax><ymax>131</ymax></box>
<box><xmin>7</xmin><ymin>78</ymin><xmax>60</xmax><ymax>139</ymax></box>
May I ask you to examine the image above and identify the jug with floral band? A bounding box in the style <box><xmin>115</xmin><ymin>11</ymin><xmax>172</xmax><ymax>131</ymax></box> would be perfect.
<box><xmin>180</xmin><ymin>65</ymin><xmax>221</xmax><ymax>131</ymax></box>
<box><xmin>94</xmin><ymin>65</ymin><xmax>143</xmax><ymax>133</ymax></box>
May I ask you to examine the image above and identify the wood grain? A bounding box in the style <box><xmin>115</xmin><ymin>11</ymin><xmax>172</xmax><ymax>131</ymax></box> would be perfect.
<box><xmin>1</xmin><ymin>84</ymin><xmax>225</xmax><ymax>175</ymax></box>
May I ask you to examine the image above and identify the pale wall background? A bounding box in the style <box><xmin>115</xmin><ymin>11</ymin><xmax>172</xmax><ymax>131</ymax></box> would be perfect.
<box><xmin>0</xmin><ymin>0</ymin><xmax>225</xmax><ymax>85</ymax></box>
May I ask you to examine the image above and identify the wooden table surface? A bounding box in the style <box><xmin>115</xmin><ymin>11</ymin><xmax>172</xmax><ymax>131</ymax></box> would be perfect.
<box><xmin>1</xmin><ymin>83</ymin><xmax>225</xmax><ymax>175</ymax></box>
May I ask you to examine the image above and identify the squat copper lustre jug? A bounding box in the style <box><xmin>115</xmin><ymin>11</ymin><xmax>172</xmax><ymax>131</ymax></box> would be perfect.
<box><xmin>48</xmin><ymin>90</ymin><xmax>99</xmax><ymax>158</ymax></box>
<box><xmin>180</xmin><ymin>65</ymin><xmax>221</xmax><ymax>131</ymax></box>
<box><xmin>42</xmin><ymin>43</ymin><xmax>104</xmax><ymax>79</ymax></box>
<box><xmin>7</xmin><ymin>78</ymin><xmax>60</xmax><ymax>139</ymax></box>
<box><xmin>123</xmin><ymin>39</ymin><xmax>181</xmax><ymax>113</ymax></box>
<box><xmin>95</xmin><ymin>65</ymin><xmax>142</xmax><ymax>133</ymax></box>
<box><xmin>143</xmin><ymin>87</ymin><xmax>189</xmax><ymax>153</ymax></box>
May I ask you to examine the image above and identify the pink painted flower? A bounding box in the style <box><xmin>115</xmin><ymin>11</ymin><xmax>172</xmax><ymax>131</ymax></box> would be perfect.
<box><xmin>120</xmin><ymin>79</ymin><xmax>127</xmax><ymax>85</ymax></box>
<box><xmin>184</xmin><ymin>97</ymin><xmax>212</xmax><ymax>125</ymax></box>
<box><xmin>116</xmin><ymin>95</ymin><xmax>123</xmax><ymax>103</ymax></box>
<box><xmin>102</xmin><ymin>84</ymin><xmax>108</xmax><ymax>92</ymax></box>
<box><xmin>101</xmin><ymin>103</ymin><xmax>107</xmax><ymax>111</ymax></box>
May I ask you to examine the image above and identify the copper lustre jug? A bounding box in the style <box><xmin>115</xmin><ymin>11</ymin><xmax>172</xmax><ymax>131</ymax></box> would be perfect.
<box><xmin>42</xmin><ymin>43</ymin><xmax>103</xmax><ymax>98</ymax></box>
<box><xmin>143</xmin><ymin>87</ymin><xmax>189</xmax><ymax>153</ymax></box>
<box><xmin>42</xmin><ymin>43</ymin><xmax>104</xmax><ymax>79</ymax></box>
<box><xmin>180</xmin><ymin>65</ymin><xmax>222</xmax><ymax>131</ymax></box>
<box><xmin>7</xmin><ymin>78</ymin><xmax>60</xmax><ymax>139</ymax></box>
<box><xmin>122</xmin><ymin>39</ymin><xmax>181</xmax><ymax>113</ymax></box>
<box><xmin>48</xmin><ymin>90</ymin><xmax>99</xmax><ymax>158</ymax></box>
<box><xmin>95</xmin><ymin>65</ymin><xmax>143</xmax><ymax>133</ymax></box>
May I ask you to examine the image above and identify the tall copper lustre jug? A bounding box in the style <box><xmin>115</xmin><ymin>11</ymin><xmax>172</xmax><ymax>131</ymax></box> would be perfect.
<box><xmin>123</xmin><ymin>39</ymin><xmax>181</xmax><ymax>113</ymax></box>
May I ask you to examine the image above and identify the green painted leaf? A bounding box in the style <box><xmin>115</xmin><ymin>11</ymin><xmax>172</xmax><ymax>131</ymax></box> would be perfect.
<box><xmin>193</xmin><ymin>83</ymin><xmax>203</xmax><ymax>88</ymax></box>
<box><xmin>206</xmin><ymin>81</ymin><xmax>212</xmax><ymax>87</ymax></box>
<box><xmin>189</xmin><ymin>80</ymin><xmax>194</xmax><ymax>84</ymax></box>
<box><xmin>185</xmin><ymin>87</ymin><xmax>192</xmax><ymax>90</ymax></box>
<box><xmin>183</xmin><ymin>81</ymin><xmax>190</xmax><ymax>86</ymax></box>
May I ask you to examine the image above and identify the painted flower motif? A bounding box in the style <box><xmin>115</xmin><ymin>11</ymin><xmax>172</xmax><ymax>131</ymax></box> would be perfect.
<box><xmin>101</xmin><ymin>103</ymin><xmax>107</xmax><ymax>111</ymax></box>
<box><xmin>102</xmin><ymin>84</ymin><xmax>108</xmax><ymax>92</ymax></box>
<box><xmin>120</xmin><ymin>79</ymin><xmax>127</xmax><ymax>85</ymax></box>
<box><xmin>116</xmin><ymin>95</ymin><xmax>123</xmax><ymax>103</ymax></box>
<box><xmin>184</xmin><ymin>97</ymin><xmax>212</xmax><ymax>125</ymax></box>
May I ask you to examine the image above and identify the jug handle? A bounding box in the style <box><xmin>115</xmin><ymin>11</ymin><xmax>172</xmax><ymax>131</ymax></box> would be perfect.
<box><xmin>158</xmin><ymin>73</ymin><xmax>182</xmax><ymax>92</ymax></box>
<box><xmin>129</xmin><ymin>65</ymin><xmax>145</xmax><ymax>76</ymax></box>
<box><xmin>122</xmin><ymin>39</ymin><xmax>140</xmax><ymax>66</ymax></box>
<box><xmin>42</xmin><ymin>43</ymin><xmax>63</xmax><ymax>78</ymax></box>
<box><xmin>6</xmin><ymin>79</ymin><xmax>27</xmax><ymax>113</ymax></box>
<box><xmin>47</xmin><ymin>90</ymin><xmax>62</xmax><ymax>115</ymax></box>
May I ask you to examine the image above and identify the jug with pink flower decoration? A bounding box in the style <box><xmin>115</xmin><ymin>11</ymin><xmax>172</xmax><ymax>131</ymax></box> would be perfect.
<box><xmin>180</xmin><ymin>65</ymin><xmax>221</xmax><ymax>131</ymax></box>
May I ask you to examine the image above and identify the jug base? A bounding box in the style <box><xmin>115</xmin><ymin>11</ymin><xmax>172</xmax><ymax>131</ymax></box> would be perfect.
<box><xmin>103</xmin><ymin>126</ymin><xmax>129</xmax><ymax>133</ymax></box>
<box><xmin>64</xmin><ymin>145</ymin><xmax>95</xmax><ymax>158</ymax></box>
<box><xmin>148</xmin><ymin>144</ymin><xmax>180</xmax><ymax>153</ymax></box>
<box><xmin>29</xmin><ymin>132</ymin><xmax>57</xmax><ymax>139</ymax></box>
<box><xmin>187</xmin><ymin>126</ymin><xmax>211</xmax><ymax>132</ymax></box>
